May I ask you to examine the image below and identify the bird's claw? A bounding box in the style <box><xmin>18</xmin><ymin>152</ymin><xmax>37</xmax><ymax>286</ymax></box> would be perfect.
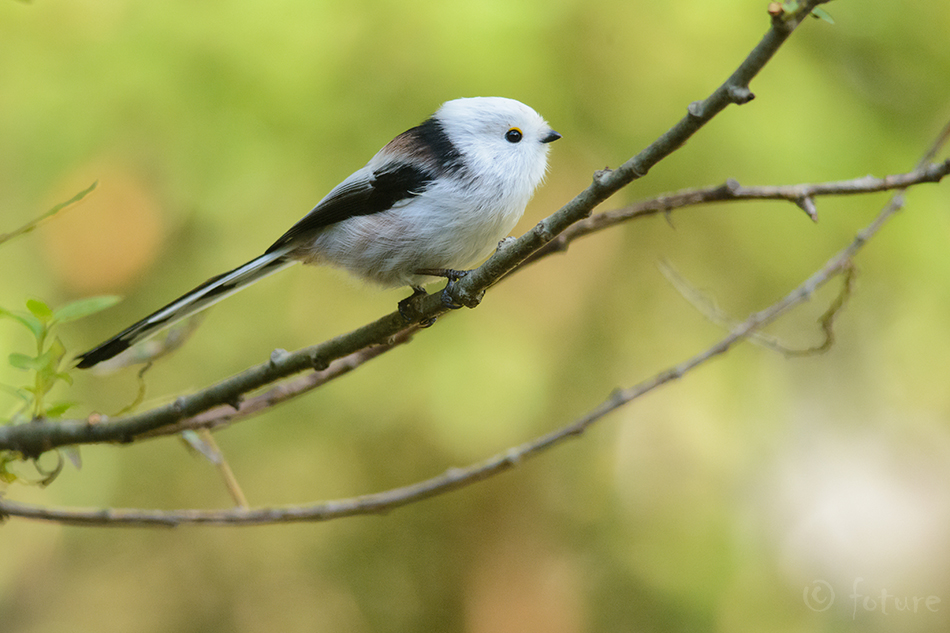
<box><xmin>415</xmin><ymin>268</ymin><xmax>476</xmax><ymax>310</ymax></box>
<box><xmin>440</xmin><ymin>271</ymin><xmax>468</xmax><ymax>310</ymax></box>
<box><xmin>401</xmin><ymin>268</ymin><xmax>482</xmax><ymax>322</ymax></box>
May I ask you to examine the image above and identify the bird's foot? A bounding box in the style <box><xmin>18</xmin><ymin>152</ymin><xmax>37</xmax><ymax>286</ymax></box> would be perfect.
<box><xmin>415</xmin><ymin>268</ymin><xmax>482</xmax><ymax>310</ymax></box>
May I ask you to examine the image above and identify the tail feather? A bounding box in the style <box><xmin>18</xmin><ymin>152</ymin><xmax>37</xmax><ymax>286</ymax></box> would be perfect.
<box><xmin>76</xmin><ymin>251</ymin><xmax>295</xmax><ymax>369</ymax></box>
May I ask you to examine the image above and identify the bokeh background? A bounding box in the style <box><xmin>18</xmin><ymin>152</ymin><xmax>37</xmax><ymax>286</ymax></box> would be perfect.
<box><xmin>3</xmin><ymin>1</ymin><xmax>950</xmax><ymax>631</ymax></box>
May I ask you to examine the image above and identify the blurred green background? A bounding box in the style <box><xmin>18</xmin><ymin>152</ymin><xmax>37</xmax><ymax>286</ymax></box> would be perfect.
<box><xmin>3</xmin><ymin>1</ymin><xmax>950</xmax><ymax>631</ymax></box>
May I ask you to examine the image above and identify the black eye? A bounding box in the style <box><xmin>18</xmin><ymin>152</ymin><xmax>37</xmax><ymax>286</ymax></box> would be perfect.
<box><xmin>505</xmin><ymin>128</ymin><xmax>523</xmax><ymax>143</ymax></box>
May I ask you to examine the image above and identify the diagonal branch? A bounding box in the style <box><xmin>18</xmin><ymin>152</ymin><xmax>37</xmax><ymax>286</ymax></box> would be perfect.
<box><xmin>444</xmin><ymin>0</ymin><xmax>833</xmax><ymax>307</ymax></box>
<box><xmin>0</xmin><ymin>133</ymin><xmax>935</xmax><ymax>526</ymax></box>
<box><xmin>5</xmin><ymin>109</ymin><xmax>947</xmax><ymax>527</ymax></box>
<box><xmin>7</xmin><ymin>4</ymin><xmax>950</xmax><ymax>529</ymax></box>
<box><xmin>0</xmin><ymin>1</ymin><xmax>831</xmax><ymax>460</ymax></box>
<box><xmin>659</xmin><ymin>258</ymin><xmax>857</xmax><ymax>357</ymax></box>
<box><xmin>137</xmin><ymin>329</ymin><xmax>415</xmax><ymax>439</ymax></box>
<box><xmin>49</xmin><ymin>159</ymin><xmax>943</xmax><ymax>447</ymax></box>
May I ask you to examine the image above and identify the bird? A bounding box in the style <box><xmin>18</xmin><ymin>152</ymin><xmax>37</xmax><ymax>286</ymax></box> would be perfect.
<box><xmin>75</xmin><ymin>96</ymin><xmax>560</xmax><ymax>369</ymax></box>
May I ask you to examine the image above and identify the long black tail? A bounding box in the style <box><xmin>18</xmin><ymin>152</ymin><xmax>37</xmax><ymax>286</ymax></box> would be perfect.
<box><xmin>76</xmin><ymin>251</ymin><xmax>294</xmax><ymax>369</ymax></box>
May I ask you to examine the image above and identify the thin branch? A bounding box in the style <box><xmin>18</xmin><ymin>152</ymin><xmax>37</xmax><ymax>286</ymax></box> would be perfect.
<box><xmin>183</xmin><ymin>430</ymin><xmax>249</xmax><ymax>508</ymax></box>
<box><xmin>444</xmin><ymin>0</ymin><xmax>833</xmax><ymax>307</ymax></box>
<box><xmin>659</xmin><ymin>258</ymin><xmax>857</xmax><ymax>357</ymax></box>
<box><xmin>5</xmin><ymin>107</ymin><xmax>948</xmax><ymax>527</ymax></box>
<box><xmin>0</xmin><ymin>320</ymin><xmax>420</xmax><ymax>458</ymax></box>
<box><xmin>137</xmin><ymin>329</ymin><xmax>415</xmax><ymax>440</ymax></box>
<box><xmin>77</xmin><ymin>160</ymin><xmax>950</xmax><ymax>445</ymax></box>
<box><xmin>12</xmin><ymin>156</ymin><xmax>930</xmax><ymax>453</ymax></box>
<box><xmin>0</xmin><ymin>181</ymin><xmax>98</xmax><ymax>247</ymax></box>
<box><xmin>5</xmin><ymin>41</ymin><xmax>950</xmax><ymax>531</ymax></box>
<box><xmin>0</xmin><ymin>156</ymin><xmax>930</xmax><ymax>527</ymax></box>
<box><xmin>0</xmin><ymin>1</ymin><xmax>830</xmax><ymax>460</ymax></box>
<box><xmin>525</xmin><ymin>160</ymin><xmax>950</xmax><ymax>264</ymax></box>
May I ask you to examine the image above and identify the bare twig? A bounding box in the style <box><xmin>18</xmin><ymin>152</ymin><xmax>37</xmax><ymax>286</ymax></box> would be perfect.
<box><xmin>525</xmin><ymin>160</ymin><xmax>950</xmax><ymax>264</ymax></box>
<box><xmin>136</xmin><ymin>329</ymin><xmax>416</xmax><ymax>440</ymax></box>
<box><xmin>658</xmin><ymin>258</ymin><xmax>856</xmax><ymax>357</ymax></box>
<box><xmin>183</xmin><ymin>430</ymin><xmax>249</xmax><ymax>508</ymax></box>
<box><xmin>0</xmin><ymin>181</ymin><xmax>98</xmax><ymax>247</ymax></box>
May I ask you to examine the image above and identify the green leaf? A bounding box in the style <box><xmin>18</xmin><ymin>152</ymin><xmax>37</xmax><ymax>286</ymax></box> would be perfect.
<box><xmin>0</xmin><ymin>382</ymin><xmax>32</xmax><ymax>405</ymax></box>
<box><xmin>44</xmin><ymin>401</ymin><xmax>76</xmax><ymax>418</ymax></box>
<box><xmin>0</xmin><ymin>462</ymin><xmax>17</xmax><ymax>484</ymax></box>
<box><xmin>8</xmin><ymin>353</ymin><xmax>44</xmax><ymax>371</ymax></box>
<box><xmin>26</xmin><ymin>299</ymin><xmax>54</xmax><ymax>324</ymax></box>
<box><xmin>52</xmin><ymin>295</ymin><xmax>122</xmax><ymax>323</ymax></box>
<box><xmin>0</xmin><ymin>308</ymin><xmax>44</xmax><ymax>340</ymax></box>
<box><xmin>48</xmin><ymin>336</ymin><xmax>67</xmax><ymax>363</ymax></box>
<box><xmin>32</xmin><ymin>349</ymin><xmax>57</xmax><ymax>376</ymax></box>
<box><xmin>810</xmin><ymin>7</ymin><xmax>835</xmax><ymax>24</ymax></box>
<box><xmin>55</xmin><ymin>372</ymin><xmax>74</xmax><ymax>387</ymax></box>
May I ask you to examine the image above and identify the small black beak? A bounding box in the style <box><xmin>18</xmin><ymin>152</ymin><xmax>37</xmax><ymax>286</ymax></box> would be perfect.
<box><xmin>542</xmin><ymin>130</ymin><xmax>562</xmax><ymax>144</ymax></box>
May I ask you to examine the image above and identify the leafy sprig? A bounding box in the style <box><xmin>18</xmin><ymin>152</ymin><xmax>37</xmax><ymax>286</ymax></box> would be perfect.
<box><xmin>0</xmin><ymin>296</ymin><xmax>120</xmax><ymax>485</ymax></box>
<box><xmin>2</xmin><ymin>296</ymin><xmax>119</xmax><ymax>422</ymax></box>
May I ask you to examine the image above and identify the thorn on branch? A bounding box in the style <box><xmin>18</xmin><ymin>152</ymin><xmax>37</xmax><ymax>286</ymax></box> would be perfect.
<box><xmin>794</xmin><ymin>196</ymin><xmax>819</xmax><ymax>222</ymax></box>
<box><xmin>663</xmin><ymin>208</ymin><xmax>676</xmax><ymax>229</ymax></box>
<box><xmin>225</xmin><ymin>395</ymin><xmax>243</xmax><ymax>412</ymax></box>
<box><xmin>727</xmin><ymin>85</ymin><xmax>755</xmax><ymax>105</ymax></box>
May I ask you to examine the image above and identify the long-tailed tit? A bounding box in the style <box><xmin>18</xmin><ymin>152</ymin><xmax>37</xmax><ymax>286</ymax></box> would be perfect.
<box><xmin>76</xmin><ymin>97</ymin><xmax>560</xmax><ymax>369</ymax></box>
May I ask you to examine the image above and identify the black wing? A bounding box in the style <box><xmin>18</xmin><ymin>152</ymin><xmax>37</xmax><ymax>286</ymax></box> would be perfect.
<box><xmin>266</xmin><ymin>162</ymin><xmax>435</xmax><ymax>254</ymax></box>
<box><xmin>267</xmin><ymin>117</ymin><xmax>465</xmax><ymax>254</ymax></box>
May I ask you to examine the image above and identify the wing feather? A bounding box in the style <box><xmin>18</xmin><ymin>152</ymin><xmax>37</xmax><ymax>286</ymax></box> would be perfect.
<box><xmin>266</xmin><ymin>162</ymin><xmax>435</xmax><ymax>253</ymax></box>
